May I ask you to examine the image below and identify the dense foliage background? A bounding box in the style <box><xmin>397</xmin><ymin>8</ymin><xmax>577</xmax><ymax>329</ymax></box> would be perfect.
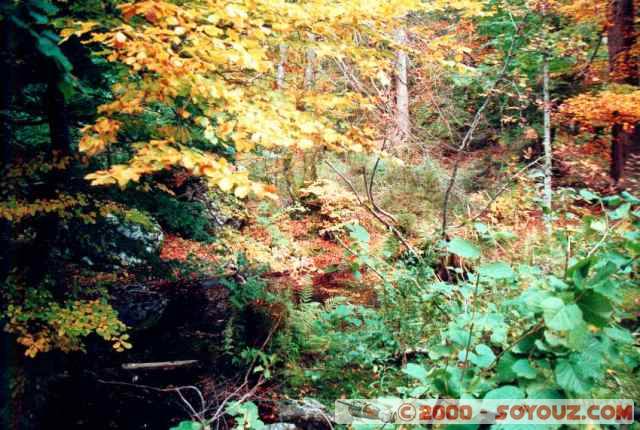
<box><xmin>0</xmin><ymin>0</ymin><xmax>639</xmax><ymax>429</ymax></box>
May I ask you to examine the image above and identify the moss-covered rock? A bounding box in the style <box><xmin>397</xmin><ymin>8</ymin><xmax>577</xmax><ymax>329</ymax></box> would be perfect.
<box><xmin>71</xmin><ymin>208</ymin><xmax>164</xmax><ymax>269</ymax></box>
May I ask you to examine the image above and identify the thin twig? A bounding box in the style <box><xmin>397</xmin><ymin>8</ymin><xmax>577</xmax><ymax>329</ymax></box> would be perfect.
<box><xmin>325</xmin><ymin>160</ymin><xmax>363</xmax><ymax>205</ymax></box>
<box><xmin>587</xmin><ymin>200</ymin><xmax>612</xmax><ymax>258</ymax></box>
<box><xmin>455</xmin><ymin>156</ymin><xmax>544</xmax><ymax>228</ymax></box>
<box><xmin>325</xmin><ymin>160</ymin><xmax>420</xmax><ymax>258</ymax></box>
<box><xmin>576</xmin><ymin>30</ymin><xmax>604</xmax><ymax>79</ymax></box>
<box><xmin>441</xmin><ymin>25</ymin><xmax>520</xmax><ymax>237</ymax></box>
<box><xmin>334</xmin><ymin>234</ymin><xmax>387</xmax><ymax>282</ymax></box>
<box><xmin>483</xmin><ymin>322</ymin><xmax>544</xmax><ymax>373</ymax></box>
<box><xmin>460</xmin><ymin>274</ymin><xmax>481</xmax><ymax>384</ymax></box>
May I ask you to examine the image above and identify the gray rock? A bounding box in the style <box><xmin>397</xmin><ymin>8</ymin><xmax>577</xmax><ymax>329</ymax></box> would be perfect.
<box><xmin>278</xmin><ymin>398</ymin><xmax>333</xmax><ymax>425</ymax></box>
<box><xmin>71</xmin><ymin>209</ymin><xmax>164</xmax><ymax>269</ymax></box>
<box><xmin>264</xmin><ymin>423</ymin><xmax>300</xmax><ymax>430</ymax></box>
<box><xmin>109</xmin><ymin>284</ymin><xmax>168</xmax><ymax>330</ymax></box>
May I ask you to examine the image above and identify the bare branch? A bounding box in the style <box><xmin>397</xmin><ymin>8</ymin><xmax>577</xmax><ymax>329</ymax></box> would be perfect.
<box><xmin>121</xmin><ymin>360</ymin><xmax>199</xmax><ymax>370</ymax></box>
<box><xmin>441</xmin><ymin>32</ymin><xmax>518</xmax><ymax>237</ymax></box>
<box><xmin>454</xmin><ymin>156</ymin><xmax>543</xmax><ymax>228</ymax></box>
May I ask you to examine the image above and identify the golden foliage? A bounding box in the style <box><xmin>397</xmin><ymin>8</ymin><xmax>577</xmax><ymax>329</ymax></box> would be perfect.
<box><xmin>77</xmin><ymin>0</ymin><xmax>485</xmax><ymax>196</ymax></box>
<box><xmin>559</xmin><ymin>86</ymin><xmax>640</xmax><ymax>129</ymax></box>
<box><xmin>557</xmin><ymin>0</ymin><xmax>607</xmax><ymax>26</ymax></box>
<box><xmin>5</xmin><ymin>300</ymin><xmax>129</xmax><ymax>357</ymax></box>
<box><xmin>299</xmin><ymin>179</ymin><xmax>358</xmax><ymax>227</ymax></box>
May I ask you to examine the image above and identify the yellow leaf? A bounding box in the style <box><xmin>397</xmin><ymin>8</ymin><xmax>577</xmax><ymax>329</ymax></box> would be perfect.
<box><xmin>234</xmin><ymin>185</ymin><xmax>250</xmax><ymax>198</ymax></box>
<box><xmin>218</xmin><ymin>176</ymin><xmax>234</xmax><ymax>192</ymax></box>
<box><xmin>298</xmin><ymin>139</ymin><xmax>314</xmax><ymax>150</ymax></box>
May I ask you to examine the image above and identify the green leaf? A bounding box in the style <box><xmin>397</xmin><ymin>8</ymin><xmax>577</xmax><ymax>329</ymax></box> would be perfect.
<box><xmin>474</xmin><ymin>222</ymin><xmax>490</xmax><ymax>235</ymax></box>
<box><xmin>608</xmin><ymin>202</ymin><xmax>631</xmax><ymax>220</ymax></box>
<box><xmin>578</xmin><ymin>291</ymin><xmax>612</xmax><ymax>327</ymax></box>
<box><xmin>484</xmin><ymin>385</ymin><xmax>525</xmax><ymax>400</ymax></box>
<box><xmin>590</xmin><ymin>219</ymin><xmax>606</xmax><ymax>232</ymax></box>
<box><xmin>540</xmin><ymin>297</ymin><xmax>563</xmax><ymax>312</ymax></box>
<box><xmin>478</xmin><ymin>262</ymin><xmax>514</xmax><ymax>279</ymax></box>
<box><xmin>576</xmin><ymin>342</ymin><xmax>605</xmax><ymax>380</ymax></box>
<box><xmin>170</xmin><ymin>421</ymin><xmax>203</xmax><ymax>430</ymax></box>
<box><xmin>621</xmin><ymin>191</ymin><xmax>640</xmax><ymax>204</ymax></box>
<box><xmin>494</xmin><ymin>229</ymin><xmax>517</xmax><ymax>242</ymax></box>
<box><xmin>555</xmin><ymin>359</ymin><xmax>592</xmax><ymax>395</ymax></box>
<box><xmin>447</xmin><ymin>327</ymin><xmax>470</xmax><ymax>347</ymax></box>
<box><xmin>511</xmin><ymin>359</ymin><xmax>537</xmax><ymax>379</ymax></box>
<box><xmin>428</xmin><ymin>344</ymin><xmax>453</xmax><ymax>360</ymax></box>
<box><xmin>403</xmin><ymin>363</ymin><xmax>429</xmax><ymax>384</ymax></box>
<box><xmin>568</xmin><ymin>257</ymin><xmax>594</xmax><ymax>289</ymax></box>
<box><xmin>36</xmin><ymin>35</ymin><xmax>73</xmax><ymax>72</ymax></box>
<box><xmin>496</xmin><ymin>352</ymin><xmax>517</xmax><ymax>383</ymax></box>
<box><xmin>547</xmin><ymin>275</ymin><xmax>568</xmax><ymax>291</ymax></box>
<box><xmin>444</xmin><ymin>425</ymin><xmax>478</xmax><ymax>430</ymax></box>
<box><xmin>446</xmin><ymin>237</ymin><xmax>480</xmax><ymax>259</ymax></box>
<box><xmin>512</xmin><ymin>333</ymin><xmax>537</xmax><ymax>354</ymax></box>
<box><xmin>30</xmin><ymin>0</ymin><xmax>59</xmax><ymax>15</ymax></box>
<box><xmin>348</xmin><ymin>223</ymin><xmax>370</xmax><ymax>244</ymax></box>
<box><xmin>566</xmin><ymin>322</ymin><xmax>591</xmax><ymax>350</ymax></box>
<box><xmin>579</xmin><ymin>189</ymin><xmax>600</xmax><ymax>202</ymax></box>
<box><xmin>604</xmin><ymin>327</ymin><xmax>635</xmax><ymax>345</ymax></box>
<box><xmin>527</xmin><ymin>387</ymin><xmax>563</xmax><ymax>399</ymax></box>
<box><xmin>602</xmin><ymin>195</ymin><xmax>623</xmax><ymax>206</ymax></box>
<box><xmin>432</xmin><ymin>367</ymin><xmax>463</xmax><ymax>397</ymax></box>
<box><xmin>227</xmin><ymin>401</ymin><xmax>265</xmax><ymax>430</ymax></box>
<box><xmin>469</xmin><ymin>344</ymin><xmax>495</xmax><ymax>368</ymax></box>
<box><xmin>543</xmin><ymin>301</ymin><xmax>583</xmax><ymax>331</ymax></box>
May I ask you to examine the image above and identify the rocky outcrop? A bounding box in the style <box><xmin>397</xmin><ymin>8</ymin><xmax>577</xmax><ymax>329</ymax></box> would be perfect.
<box><xmin>70</xmin><ymin>208</ymin><xmax>164</xmax><ymax>269</ymax></box>
<box><xmin>276</xmin><ymin>398</ymin><xmax>334</xmax><ymax>430</ymax></box>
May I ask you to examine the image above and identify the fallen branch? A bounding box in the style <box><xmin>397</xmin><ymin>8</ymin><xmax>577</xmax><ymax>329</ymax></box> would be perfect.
<box><xmin>121</xmin><ymin>360</ymin><xmax>199</xmax><ymax>370</ymax></box>
<box><xmin>325</xmin><ymin>160</ymin><xmax>420</xmax><ymax>259</ymax></box>
<box><xmin>454</xmin><ymin>156</ymin><xmax>543</xmax><ymax>228</ymax></box>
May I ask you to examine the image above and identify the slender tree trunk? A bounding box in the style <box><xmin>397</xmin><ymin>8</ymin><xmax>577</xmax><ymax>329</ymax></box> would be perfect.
<box><xmin>542</xmin><ymin>56</ymin><xmax>553</xmax><ymax>235</ymax></box>
<box><xmin>0</xmin><ymin>19</ymin><xmax>14</xmax><ymax>282</ymax></box>
<box><xmin>608</xmin><ymin>0</ymin><xmax>636</xmax><ymax>84</ymax></box>
<box><xmin>33</xmin><ymin>66</ymin><xmax>73</xmax><ymax>299</ymax></box>
<box><xmin>607</xmin><ymin>0</ymin><xmax>637</xmax><ymax>184</ymax></box>
<box><xmin>303</xmin><ymin>36</ymin><xmax>316</xmax><ymax>90</ymax></box>
<box><xmin>303</xmin><ymin>36</ymin><xmax>319</xmax><ymax>183</ymax></box>
<box><xmin>276</xmin><ymin>44</ymin><xmax>287</xmax><ymax>90</ymax></box>
<box><xmin>46</xmin><ymin>72</ymin><xmax>73</xmax><ymax>160</ymax></box>
<box><xmin>394</xmin><ymin>28</ymin><xmax>410</xmax><ymax>147</ymax></box>
<box><xmin>0</xmin><ymin>20</ymin><xmax>16</xmax><ymax>430</ymax></box>
<box><xmin>611</xmin><ymin>123</ymin><xmax>628</xmax><ymax>182</ymax></box>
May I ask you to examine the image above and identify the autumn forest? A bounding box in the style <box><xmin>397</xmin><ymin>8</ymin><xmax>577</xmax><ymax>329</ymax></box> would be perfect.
<box><xmin>1</xmin><ymin>0</ymin><xmax>640</xmax><ymax>429</ymax></box>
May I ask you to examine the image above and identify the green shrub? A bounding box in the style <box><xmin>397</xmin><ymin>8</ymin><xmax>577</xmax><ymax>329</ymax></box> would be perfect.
<box><xmin>117</xmin><ymin>190</ymin><xmax>214</xmax><ymax>242</ymax></box>
<box><xmin>276</xmin><ymin>191</ymin><xmax>640</xmax><ymax>404</ymax></box>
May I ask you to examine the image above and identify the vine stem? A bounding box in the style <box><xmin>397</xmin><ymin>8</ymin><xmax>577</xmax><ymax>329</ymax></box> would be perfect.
<box><xmin>482</xmin><ymin>321</ymin><xmax>545</xmax><ymax>374</ymax></box>
<box><xmin>460</xmin><ymin>273</ymin><xmax>481</xmax><ymax>384</ymax></box>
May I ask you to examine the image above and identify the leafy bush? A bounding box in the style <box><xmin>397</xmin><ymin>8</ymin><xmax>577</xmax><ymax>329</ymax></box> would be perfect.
<box><xmin>278</xmin><ymin>191</ymin><xmax>640</xmax><ymax>404</ymax></box>
<box><xmin>119</xmin><ymin>191</ymin><xmax>214</xmax><ymax>242</ymax></box>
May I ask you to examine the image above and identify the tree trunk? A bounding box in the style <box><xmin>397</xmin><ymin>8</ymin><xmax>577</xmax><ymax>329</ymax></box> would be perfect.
<box><xmin>303</xmin><ymin>35</ymin><xmax>316</xmax><ymax>90</ymax></box>
<box><xmin>607</xmin><ymin>0</ymin><xmax>637</xmax><ymax>184</ymax></box>
<box><xmin>46</xmin><ymin>72</ymin><xmax>73</xmax><ymax>159</ymax></box>
<box><xmin>0</xmin><ymin>19</ymin><xmax>16</xmax><ymax>430</ymax></box>
<box><xmin>303</xmin><ymin>36</ymin><xmax>319</xmax><ymax>183</ymax></box>
<box><xmin>611</xmin><ymin>123</ymin><xmax>628</xmax><ymax>182</ymax></box>
<box><xmin>31</xmin><ymin>66</ymin><xmax>74</xmax><ymax>298</ymax></box>
<box><xmin>276</xmin><ymin>44</ymin><xmax>287</xmax><ymax>90</ymax></box>
<box><xmin>542</xmin><ymin>57</ymin><xmax>553</xmax><ymax>235</ymax></box>
<box><xmin>608</xmin><ymin>0</ymin><xmax>637</xmax><ymax>84</ymax></box>
<box><xmin>394</xmin><ymin>28</ymin><xmax>410</xmax><ymax>147</ymax></box>
<box><xmin>0</xmin><ymin>19</ymin><xmax>14</xmax><ymax>282</ymax></box>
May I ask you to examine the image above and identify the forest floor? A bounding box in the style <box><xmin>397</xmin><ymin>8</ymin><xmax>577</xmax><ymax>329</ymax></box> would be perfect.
<box><xmin>160</xmin><ymin>203</ymin><xmax>385</xmax><ymax>305</ymax></box>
